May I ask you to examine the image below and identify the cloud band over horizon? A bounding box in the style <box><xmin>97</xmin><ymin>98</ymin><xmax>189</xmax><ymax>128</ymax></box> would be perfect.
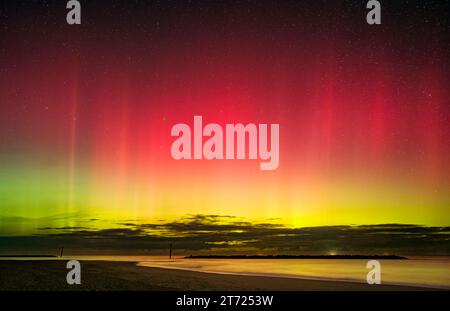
<box><xmin>1</xmin><ymin>215</ymin><xmax>449</xmax><ymax>256</ymax></box>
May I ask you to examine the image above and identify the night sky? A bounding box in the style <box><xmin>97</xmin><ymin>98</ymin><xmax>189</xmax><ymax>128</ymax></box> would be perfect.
<box><xmin>0</xmin><ymin>1</ymin><xmax>448</xmax><ymax>254</ymax></box>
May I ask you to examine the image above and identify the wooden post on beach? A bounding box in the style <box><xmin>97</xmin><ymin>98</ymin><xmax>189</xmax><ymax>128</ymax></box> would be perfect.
<box><xmin>60</xmin><ymin>247</ymin><xmax>64</xmax><ymax>258</ymax></box>
<box><xmin>169</xmin><ymin>243</ymin><xmax>172</xmax><ymax>259</ymax></box>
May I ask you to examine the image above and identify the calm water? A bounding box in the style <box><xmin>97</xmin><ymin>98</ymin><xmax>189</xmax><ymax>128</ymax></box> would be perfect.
<box><xmin>137</xmin><ymin>256</ymin><xmax>450</xmax><ymax>289</ymax></box>
<box><xmin>3</xmin><ymin>255</ymin><xmax>449</xmax><ymax>289</ymax></box>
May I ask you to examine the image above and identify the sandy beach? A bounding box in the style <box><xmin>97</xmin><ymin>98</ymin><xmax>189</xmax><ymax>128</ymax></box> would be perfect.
<box><xmin>0</xmin><ymin>260</ymin><xmax>436</xmax><ymax>291</ymax></box>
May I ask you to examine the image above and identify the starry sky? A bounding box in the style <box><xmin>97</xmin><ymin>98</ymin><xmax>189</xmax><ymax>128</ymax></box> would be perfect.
<box><xmin>0</xmin><ymin>1</ymin><xmax>449</xmax><ymax>254</ymax></box>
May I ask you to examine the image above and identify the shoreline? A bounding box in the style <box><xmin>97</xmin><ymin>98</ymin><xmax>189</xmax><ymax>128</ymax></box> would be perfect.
<box><xmin>0</xmin><ymin>260</ymin><xmax>443</xmax><ymax>291</ymax></box>
<box><xmin>137</xmin><ymin>262</ymin><xmax>448</xmax><ymax>290</ymax></box>
<box><xmin>184</xmin><ymin>255</ymin><xmax>408</xmax><ymax>259</ymax></box>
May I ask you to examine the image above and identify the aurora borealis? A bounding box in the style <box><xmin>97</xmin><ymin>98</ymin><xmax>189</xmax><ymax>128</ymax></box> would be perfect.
<box><xmin>0</xmin><ymin>1</ymin><xmax>448</xmax><ymax>254</ymax></box>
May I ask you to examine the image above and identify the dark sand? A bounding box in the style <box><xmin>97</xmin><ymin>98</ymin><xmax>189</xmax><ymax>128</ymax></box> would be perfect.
<box><xmin>0</xmin><ymin>260</ymin><xmax>435</xmax><ymax>291</ymax></box>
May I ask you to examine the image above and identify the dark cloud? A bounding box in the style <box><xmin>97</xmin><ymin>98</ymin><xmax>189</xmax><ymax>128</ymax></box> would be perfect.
<box><xmin>1</xmin><ymin>215</ymin><xmax>449</xmax><ymax>255</ymax></box>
